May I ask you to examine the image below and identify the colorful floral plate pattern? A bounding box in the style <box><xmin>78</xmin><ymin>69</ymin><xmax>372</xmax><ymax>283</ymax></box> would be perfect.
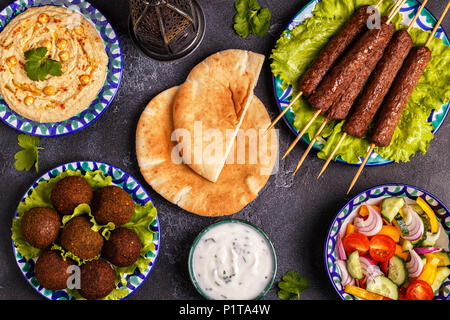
<box><xmin>325</xmin><ymin>184</ymin><xmax>450</xmax><ymax>300</ymax></box>
<box><xmin>12</xmin><ymin>161</ymin><xmax>161</xmax><ymax>300</ymax></box>
<box><xmin>0</xmin><ymin>0</ymin><xmax>123</xmax><ymax>137</ymax></box>
<box><xmin>272</xmin><ymin>0</ymin><xmax>450</xmax><ymax>166</ymax></box>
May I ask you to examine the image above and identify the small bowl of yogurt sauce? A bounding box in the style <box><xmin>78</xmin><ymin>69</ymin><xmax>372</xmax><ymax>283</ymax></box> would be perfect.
<box><xmin>188</xmin><ymin>219</ymin><xmax>277</xmax><ymax>300</ymax></box>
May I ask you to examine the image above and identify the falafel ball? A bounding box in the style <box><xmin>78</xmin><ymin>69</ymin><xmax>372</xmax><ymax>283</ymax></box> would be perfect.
<box><xmin>20</xmin><ymin>207</ymin><xmax>60</xmax><ymax>249</ymax></box>
<box><xmin>103</xmin><ymin>228</ymin><xmax>142</xmax><ymax>267</ymax></box>
<box><xmin>35</xmin><ymin>250</ymin><xmax>75</xmax><ymax>290</ymax></box>
<box><xmin>79</xmin><ymin>259</ymin><xmax>115</xmax><ymax>300</ymax></box>
<box><xmin>51</xmin><ymin>176</ymin><xmax>93</xmax><ymax>216</ymax></box>
<box><xmin>60</xmin><ymin>216</ymin><xmax>104</xmax><ymax>260</ymax></box>
<box><xmin>92</xmin><ymin>186</ymin><xmax>134</xmax><ymax>226</ymax></box>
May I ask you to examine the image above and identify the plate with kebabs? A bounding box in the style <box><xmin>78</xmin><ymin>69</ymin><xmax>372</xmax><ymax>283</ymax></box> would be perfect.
<box><xmin>270</xmin><ymin>0</ymin><xmax>450</xmax><ymax>175</ymax></box>
<box><xmin>11</xmin><ymin>161</ymin><xmax>160</xmax><ymax>300</ymax></box>
<box><xmin>325</xmin><ymin>184</ymin><xmax>450</xmax><ymax>300</ymax></box>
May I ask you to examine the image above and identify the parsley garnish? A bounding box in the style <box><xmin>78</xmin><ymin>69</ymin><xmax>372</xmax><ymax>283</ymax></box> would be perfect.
<box><xmin>14</xmin><ymin>134</ymin><xmax>43</xmax><ymax>172</ymax></box>
<box><xmin>233</xmin><ymin>0</ymin><xmax>271</xmax><ymax>38</ymax></box>
<box><xmin>277</xmin><ymin>270</ymin><xmax>310</xmax><ymax>300</ymax></box>
<box><xmin>23</xmin><ymin>47</ymin><xmax>62</xmax><ymax>81</ymax></box>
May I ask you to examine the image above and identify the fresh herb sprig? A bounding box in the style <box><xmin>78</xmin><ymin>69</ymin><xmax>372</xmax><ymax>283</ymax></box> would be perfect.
<box><xmin>23</xmin><ymin>47</ymin><xmax>62</xmax><ymax>81</ymax></box>
<box><xmin>14</xmin><ymin>134</ymin><xmax>43</xmax><ymax>172</ymax></box>
<box><xmin>277</xmin><ymin>270</ymin><xmax>310</xmax><ymax>300</ymax></box>
<box><xmin>233</xmin><ymin>0</ymin><xmax>271</xmax><ymax>38</ymax></box>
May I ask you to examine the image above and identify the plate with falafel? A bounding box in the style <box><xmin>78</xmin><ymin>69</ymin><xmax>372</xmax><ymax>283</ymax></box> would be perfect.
<box><xmin>11</xmin><ymin>161</ymin><xmax>160</xmax><ymax>300</ymax></box>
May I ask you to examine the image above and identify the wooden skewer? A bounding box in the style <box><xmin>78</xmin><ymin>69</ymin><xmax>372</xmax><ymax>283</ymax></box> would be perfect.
<box><xmin>318</xmin><ymin>0</ymin><xmax>427</xmax><ymax>180</ymax></box>
<box><xmin>347</xmin><ymin>143</ymin><xmax>376</xmax><ymax>194</ymax></box>
<box><xmin>425</xmin><ymin>0</ymin><xmax>450</xmax><ymax>47</ymax></box>
<box><xmin>387</xmin><ymin>0</ymin><xmax>407</xmax><ymax>23</ymax></box>
<box><xmin>267</xmin><ymin>0</ymin><xmax>386</xmax><ymax>134</ymax></box>
<box><xmin>281</xmin><ymin>109</ymin><xmax>321</xmax><ymax>160</ymax></box>
<box><xmin>347</xmin><ymin>0</ymin><xmax>450</xmax><ymax>195</ymax></box>
<box><xmin>293</xmin><ymin>119</ymin><xmax>328</xmax><ymax>175</ymax></box>
<box><xmin>266</xmin><ymin>91</ymin><xmax>303</xmax><ymax>133</ymax></box>
<box><xmin>317</xmin><ymin>132</ymin><xmax>347</xmax><ymax>179</ymax></box>
<box><xmin>407</xmin><ymin>0</ymin><xmax>429</xmax><ymax>33</ymax></box>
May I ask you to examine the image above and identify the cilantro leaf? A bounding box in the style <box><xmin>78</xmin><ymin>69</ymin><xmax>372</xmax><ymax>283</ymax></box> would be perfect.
<box><xmin>233</xmin><ymin>0</ymin><xmax>271</xmax><ymax>38</ymax></box>
<box><xmin>14</xmin><ymin>134</ymin><xmax>42</xmax><ymax>172</ymax></box>
<box><xmin>23</xmin><ymin>47</ymin><xmax>62</xmax><ymax>81</ymax></box>
<box><xmin>277</xmin><ymin>270</ymin><xmax>309</xmax><ymax>300</ymax></box>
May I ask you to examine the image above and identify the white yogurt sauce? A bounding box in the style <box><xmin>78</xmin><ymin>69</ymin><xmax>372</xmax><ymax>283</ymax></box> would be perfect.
<box><xmin>191</xmin><ymin>221</ymin><xmax>275</xmax><ymax>300</ymax></box>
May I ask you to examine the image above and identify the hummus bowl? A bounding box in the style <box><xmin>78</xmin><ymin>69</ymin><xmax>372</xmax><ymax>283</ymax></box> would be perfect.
<box><xmin>0</xmin><ymin>0</ymin><xmax>123</xmax><ymax>136</ymax></box>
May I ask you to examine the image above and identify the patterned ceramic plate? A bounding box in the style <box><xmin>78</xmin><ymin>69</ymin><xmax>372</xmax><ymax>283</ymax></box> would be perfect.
<box><xmin>12</xmin><ymin>161</ymin><xmax>161</xmax><ymax>300</ymax></box>
<box><xmin>325</xmin><ymin>184</ymin><xmax>450</xmax><ymax>300</ymax></box>
<box><xmin>272</xmin><ymin>0</ymin><xmax>450</xmax><ymax>166</ymax></box>
<box><xmin>0</xmin><ymin>0</ymin><xmax>123</xmax><ymax>137</ymax></box>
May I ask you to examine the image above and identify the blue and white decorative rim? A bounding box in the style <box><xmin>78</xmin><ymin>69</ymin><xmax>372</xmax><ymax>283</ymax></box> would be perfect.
<box><xmin>272</xmin><ymin>0</ymin><xmax>450</xmax><ymax>166</ymax></box>
<box><xmin>0</xmin><ymin>0</ymin><xmax>123</xmax><ymax>137</ymax></box>
<box><xmin>11</xmin><ymin>161</ymin><xmax>161</xmax><ymax>300</ymax></box>
<box><xmin>324</xmin><ymin>184</ymin><xmax>450</xmax><ymax>300</ymax></box>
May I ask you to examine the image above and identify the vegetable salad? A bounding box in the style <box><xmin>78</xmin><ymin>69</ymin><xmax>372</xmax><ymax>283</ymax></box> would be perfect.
<box><xmin>336</xmin><ymin>196</ymin><xmax>449</xmax><ymax>300</ymax></box>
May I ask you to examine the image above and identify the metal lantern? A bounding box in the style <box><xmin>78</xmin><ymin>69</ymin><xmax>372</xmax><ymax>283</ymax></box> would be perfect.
<box><xmin>129</xmin><ymin>0</ymin><xmax>205</xmax><ymax>61</ymax></box>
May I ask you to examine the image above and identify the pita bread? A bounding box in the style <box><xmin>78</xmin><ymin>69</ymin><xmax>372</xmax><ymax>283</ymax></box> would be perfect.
<box><xmin>172</xmin><ymin>49</ymin><xmax>265</xmax><ymax>182</ymax></box>
<box><xmin>136</xmin><ymin>86</ymin><xmax>278</xmax><ymax>217</ymax></box>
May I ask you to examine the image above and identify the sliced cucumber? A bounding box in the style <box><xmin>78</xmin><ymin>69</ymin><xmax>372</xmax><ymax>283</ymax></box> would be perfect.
<box><xmin>367</xmin><ymin>275</ymin><xmax>399</xmax><ymax>300</ymax></box>
<box><xmin>381</xmin><ymin>197</ymin><xmax>405</xmax><ymax>223</ymax></box>
<box><xmin>347</xmin><ymin>251</ymin><xmax>363</xmax><ymax>280</ymax></box>
<box><xmin>431</xmin><ymin>267</ymin><xmax>450</xmax><ymax>292</ymax></box>
<box><xmin>388</xmin><ymin>255</ymin><xmax>408</xmax><ymax>286</ymax></box>
<box><xmin>428</xmin><ymin>252</ymin><xmax>450</xmax><ymax>267</ymax></box>
<box><xmin>394</xmin><ymin>213</ymin><xmax>409</xmax><ymax>236</ymax></box>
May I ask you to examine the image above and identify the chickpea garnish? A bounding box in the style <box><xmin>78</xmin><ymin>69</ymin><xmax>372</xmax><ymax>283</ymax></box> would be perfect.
<box><xmin>79</xmin><ymin>75</ymin><xmax>90</xmax><ymax>85</ymax></box>
<box><xmin>6</xmin><ymin>56</ymin><xmax>17</xmax><ymax>67</ymax></box>
<box><xmin>24</xmin><ymin>96</ymin><xmax>34</xmax><ymax>106</ymax></box>
<box><xmin>57</xmin><ymin>39</ymin><xmax>68</xmax><ymax>50</ymax></box>
<box><xmin>42</xmin><ymin>40</ymin><xmax>52</xmax><ymax>51</ymax></box>
<box><xmin>61</xmin><ymin>65</ymin><xmax>67</xmax><ymax>73</ymax></box>
<box><xmin>59</xmin><ymin>50</ymin><xmax>69</xmax><ymax>62</ymax></box>
<box><xmin>43</xmin><ymin>86</ymin><xmax>56</xmax><ymax>96</ymax></box>
<box><xmin>74</xmin><ymin>26</ymin><xmax>84</xmax><ymax>36</ymax></box>
<box><xmin>38</xmin><ymin>13</ymin><xmax>49</xmax><ymax>24</ymax></box>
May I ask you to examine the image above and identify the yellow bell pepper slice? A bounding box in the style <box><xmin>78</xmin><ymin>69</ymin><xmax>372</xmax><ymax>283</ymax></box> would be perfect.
<box><xmin>344</xmin><ymin>285</ymin><xmax>384</xmax><ymax>300</ymax></box>
<box><xmin>416</xmin><ymin>197</ymin><xmax>439</xmax><ymax>233</ymax></box>
<box><xmin>359</xmin><ymin>205</ymin><xmax>381</xmax><ymax>217</ymax></box>
<box><xmin>395</xmin><ymin>245</ymin><xmax>409</xmax><ymax>261</ymax></box>
<box><xmin>346</xmin><ymin>223</ymin><xmax>356</xmax><ymax>235</ymax></box>
<box><xmin>418</xmin><ymin>257</ymin><xmax>440</xmax><ymax>285</ymax></box>
<box><xmin>377</xmin><ymin>225</ymin><xmax>401</xmax><ymax>242</ymax></box>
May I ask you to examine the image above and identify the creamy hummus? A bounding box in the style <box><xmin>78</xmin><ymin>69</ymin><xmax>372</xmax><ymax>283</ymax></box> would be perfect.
<box><xmin>0</xmin><ymin>6</ymin><xmax>108</xmax><ymax>123</ymax></box>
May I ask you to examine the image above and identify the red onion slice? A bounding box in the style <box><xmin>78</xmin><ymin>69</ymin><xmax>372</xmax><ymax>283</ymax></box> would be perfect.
<box><xmin>414</xmin><ymin>247</ymin><xmax>442</xmax><ymax>255</ymax></box>
<box><xmin>354</xmin><ymin>205</ymin><xmax>383</xmax><ymax>236</ymax></box>
<box><xmin>360</xmin><ymin>256</ymin><xmax>384</xmax><ymax>281</ymax></box>
<box><xmin>407</xmin><ymin>249</ymin><xmax>424</xmax><ymax>278</ymax></box>
<box><xmin>402</xmin><ymin>205</ymin><xmax>424</xmax><ymax>241</ymax></box>
<box><xmin>336</xmin><ymin>260</ymin><xmax>355</xmax><ymax>286</ymax></box>
<box><xmin>336</xmin><ymin>234</ymin><xmax>347</xmax><ymax>260</ymax></box>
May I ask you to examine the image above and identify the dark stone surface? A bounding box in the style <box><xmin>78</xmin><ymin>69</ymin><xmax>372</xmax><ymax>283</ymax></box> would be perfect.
<box><xmin>0</xmin><ymin>0</ymin><xmax>448</xmax><ymax>300</ymax></box>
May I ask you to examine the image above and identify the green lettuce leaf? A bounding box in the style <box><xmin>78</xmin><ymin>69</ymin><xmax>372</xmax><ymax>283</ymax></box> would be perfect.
<box><xmin>270</xmin><ymin>0</ymin><xmax>449</xmax><ymax>163</ymax></box>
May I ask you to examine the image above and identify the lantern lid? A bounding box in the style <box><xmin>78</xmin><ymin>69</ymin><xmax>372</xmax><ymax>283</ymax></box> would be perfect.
<box><xmin>129</xmin><ymin>0</ymin><xmax>205</xmax><ymax>61</ymax></box>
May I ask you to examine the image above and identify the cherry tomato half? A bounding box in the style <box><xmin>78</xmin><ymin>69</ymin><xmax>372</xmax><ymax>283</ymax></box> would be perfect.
<box><xmin>406</xmin><ymin>280</ymin><xmax>434</xmax><ymax>300</ymax></box>
<box><xmin>342</xmin><ymin>232</ymin><xmax>370</xmax><ymax>256</ymax></box>
<box><xmin>379</xmin><ymin>260</ymin><xmax>389</xmax><ymax>275</ymax></box>
<box><xmin>369</xmin><ymin>235</ymin><xmax>396</xmax><ymax>262</ymax></box>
